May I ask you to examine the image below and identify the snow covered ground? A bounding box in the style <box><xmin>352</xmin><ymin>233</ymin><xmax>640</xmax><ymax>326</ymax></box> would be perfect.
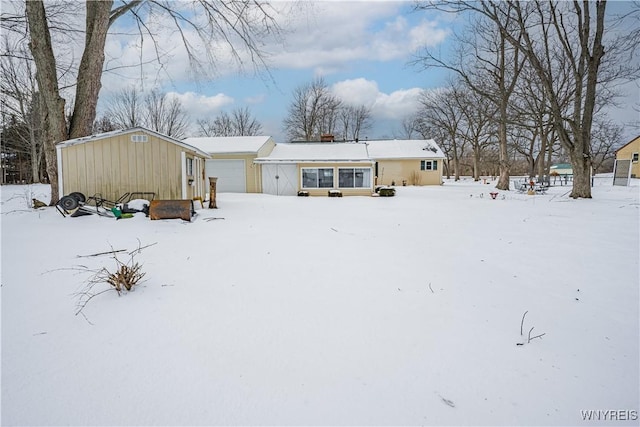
<box><xmin>1</xmin><ymin>178</ymin><xmax>638</xmax><ymax>426</ymax></box>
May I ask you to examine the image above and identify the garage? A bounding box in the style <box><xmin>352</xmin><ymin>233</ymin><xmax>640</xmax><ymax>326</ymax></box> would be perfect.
<box><xmin>205</xmin><ymin>159</ymin><xmax>246</xmax><ymax>193</ymax></box>
<box><xmin>262</xmin><ymin>164</ymin><xmax>297</xmax><ymax>196</ymax></box>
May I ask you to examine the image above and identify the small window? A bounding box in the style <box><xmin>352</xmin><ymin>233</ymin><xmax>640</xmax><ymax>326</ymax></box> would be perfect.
<box><xmin>420</xmin><ymin>160</ymin><xmax>438</xmax><ymax>171</ymax></box>
<box><xmin>131</xmin><ymin>134</ymin><xmax>148</xmax><ymax>143</ymax></box>
<box><xmin>302</xmin><ymin>168</ymin><xmax>334</xmax><ymax>188</ymax></box>
<box><xmin>186</xmin><ymin>158</ymin><xmax>194</xmax><ymax>176</ymax></box>
<box><xmin>633</xmin><ymin>152</ymin><xmax>639</xmax><ymax>163</ymax></box>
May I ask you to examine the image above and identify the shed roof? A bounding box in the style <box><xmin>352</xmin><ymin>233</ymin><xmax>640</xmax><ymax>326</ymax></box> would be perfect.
<box><xmin>615</xmin><ymin>135</ymin><xmax>640</xmax><ymax>154</ymax></box>
<box><xmin>182</xmin><ymin>136</ymin><xmax>273</xmax><ymax>154</ymax></box>
<box><xmin>366</xmin><ymin>139</ymin><xmax>445</xmax><ymax>159</ymax></box>
<box><xmin>255</xmin><ymin>143</ymin><xmax>371</xmax><ymax>163</ymax></box>
<box><xmin>56</xmin><ymin>127</ymin><xmax>210</xmax><ymax>158</ymax></box>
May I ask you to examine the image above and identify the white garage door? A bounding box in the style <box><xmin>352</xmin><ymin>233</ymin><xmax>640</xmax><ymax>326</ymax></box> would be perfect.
<box><xmin>205</xmin><ymin>159</ymin><xmax>246</xmax><ymax>193</ymax></box>
<box><xmin>262</xmin><ymin>164</ymin><xmax>297</xmax><ymax>196</ymax></box>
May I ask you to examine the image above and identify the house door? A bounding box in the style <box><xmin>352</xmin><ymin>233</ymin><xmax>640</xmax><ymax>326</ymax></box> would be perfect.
<box><xmin>262</xmin><ymin>164</ymin><xmax>297</xmax><ymax>195</ymax></box>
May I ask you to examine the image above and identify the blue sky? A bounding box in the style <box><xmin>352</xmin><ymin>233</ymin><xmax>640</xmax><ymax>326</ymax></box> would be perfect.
<box><xmin>98</xmin><ymin>1</ymin><xmax>456</xmax><ymax>142</ymax></box>
<box><xmin>94</xmin><ymin>0</ymin><xmax>637</xmax><ymax>143</ymax></box>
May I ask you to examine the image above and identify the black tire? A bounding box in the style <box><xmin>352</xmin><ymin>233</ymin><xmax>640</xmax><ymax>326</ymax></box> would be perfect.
<box><xmin>69</xmin><ymin>192</ymin><xmax>86</xmax><ymax>203</ymax></box>
<box><xmin>59</xmin><ymin>195</ymin><xmax>79</xmax><ymax>211</ymax></box>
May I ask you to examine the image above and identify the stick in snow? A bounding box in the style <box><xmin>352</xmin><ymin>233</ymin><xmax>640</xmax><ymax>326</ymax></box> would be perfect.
<box><xmin>520</xmin><ymin>310</ymin><xmax>528</xmax><ymax>336</ymax></box>
<box><xmin>77</xmin><ymin>249</ymin><xmax>126</xmax><ymax>258</ymax></box>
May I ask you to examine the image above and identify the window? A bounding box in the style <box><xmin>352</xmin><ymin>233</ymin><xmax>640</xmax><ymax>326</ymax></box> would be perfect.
<box><xmin>633</xmin><ymin>152</ymin><xmax>639</xmax><ymax>163</ymax></box>
<box><xmin>130</xmin><ymin>134</ymin><xmax>148</xmax><ymax>143</ymax></box>
<box><xmin>186</xmin><ymin>158</ymin><xmax>194</xmax><ymax>176</ymax></box>
<box><xmin>420</xmin><ymin>160</ymin><xmax>438</xmax><ymax>171</ymax></box>
<box><xmin>338</xmin><ymin>168</ymin><xmax>371</xmax><ymax>188</ymax></box>
<box><xmin>302</xmin><ymin>168</ymin><xmax>334</xmax><ymax>188</ymax></box>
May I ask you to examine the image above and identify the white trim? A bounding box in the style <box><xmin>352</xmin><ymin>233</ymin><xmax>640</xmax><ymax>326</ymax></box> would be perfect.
<box><xmin>420</xmin><ymin>160</ymin><xmax>438</xmax><ymax>171</ymax></box>
<box><xmin>56</xmin><ymin>144</ymin><xmax>64</xmax><ymax>196</ymax></box>
<box><xmin>194</xmin><ymin>157</ymin><xmax>203</xmax><ymax>199</ymax></box>
<box><xmin>181</xmin><ymin>151</ymin><xmax>187</xmax><ymax>199</ymax></box>
<box><xmin>56</xmin><ymin>127</ymin><xmax>210</xmax><ymax>158</ymax></box>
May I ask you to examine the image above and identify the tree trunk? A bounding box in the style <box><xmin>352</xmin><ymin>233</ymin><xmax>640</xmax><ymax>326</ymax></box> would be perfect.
<box><xmin>26</xmin><ymin>0</ymin><xmax>67</xmax><ymax>204</ymax></box>
<box><xmin>69</xmin><ymin>0</ymin><xmax>113</xmax><ymax>139</ymax></box>
<box><xmin>496</xmin><ymin>114</ymin><xmax>510</xmax><ymax>189</ymax></box>
<box><xmin>537</xmin><ymin>129</ymin><xmax>547</xmax><ymax>180</ymax></box>
<box><xmin>452</xmin><ymin>141</ymin><xmax>461</xmax><ymax>181</ymax></box>
<box><xmin>30</xmin><ymin>135</ymin><xmax>39</xmax><ymax>183</ymax></box>
<box><xmin>495</xmin><ymin>34</ymin><xmax>510</xmax><ymax>191</ymax></box>
<box><xmin>472</xmin><ymin>145</ymin><xmax>480</xmax><ymax>181</ymax></box>
<box><xmin>570</xmin><ymin>151</ymin><xmax>592</xmax><ymax>199</ymax></box>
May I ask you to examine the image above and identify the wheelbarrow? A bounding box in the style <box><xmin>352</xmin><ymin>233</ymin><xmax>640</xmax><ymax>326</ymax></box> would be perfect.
<box><xmin>56</xmin><ymin>192</ymin><xmax>156</xmax><ymax>218</ymax></box>
<box><xmin>56</xmin><ymin>192</ymin><xmax>118</xmax><ymax>218</ymax></box>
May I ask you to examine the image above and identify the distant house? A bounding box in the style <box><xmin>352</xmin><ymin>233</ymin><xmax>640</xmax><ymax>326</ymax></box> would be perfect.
<box><xmin>255</xmin><ymin>143</ymin><xmax>374</xmax><ymax>196</ymax></box>
<box><xmin>57</xmin><ymin>127</ymin><xmax>209</xmax><ymax>202</ymax></box>
<box><xmin>366</xmin><ymin>139</ymin><xmax>445</xmax><ymax>186</ymax></box>
<box><xmin>550</xmin><ymin>163</ymin><xmax>573</xmax><ymax>176</ymax></box>
<box><xmin>183</xmin><ymin>136</ymin><xmax>276</xmax><ymax>193</ymax></box>
<box><xmin>615</xmin><ymin>135</ymin><xmax>640</xmax><ymax>179</ymax></box>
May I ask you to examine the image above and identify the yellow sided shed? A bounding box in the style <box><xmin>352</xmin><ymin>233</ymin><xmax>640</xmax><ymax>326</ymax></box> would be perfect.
<box><xmin>615</xmin><ymin>135</ymin><xmax>640</xmax><ymax>178</ymax></box>
<box><xmin>57</xmin><ymin>127</ymin><xmax>209</xmax><ymax>202</ymax></box>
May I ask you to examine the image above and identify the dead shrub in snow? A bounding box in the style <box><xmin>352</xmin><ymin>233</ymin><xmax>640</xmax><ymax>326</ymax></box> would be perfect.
<box><xmin>73</xmin><ymin>242</ymin><xmax>153</xmax><ymax>322</ymax></box>
<box><xmin>105</xmin><ymin>260</ymin><xmax>145</xmax><ymax>293</ymax></box>
<box><xmin>409</xmin><ymin>171</ymin><xmax>422</xmax><ymax>185</ymax></box>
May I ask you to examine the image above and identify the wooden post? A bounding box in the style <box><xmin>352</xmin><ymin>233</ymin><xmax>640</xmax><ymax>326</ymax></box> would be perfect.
<box><xmin>208</xmin><ymin>177</ymin><xmax>218</xmax><ymax>209</ymax></box>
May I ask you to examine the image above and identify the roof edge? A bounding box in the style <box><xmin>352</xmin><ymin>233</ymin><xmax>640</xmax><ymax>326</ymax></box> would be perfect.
<box><xmin>57</xmin><ymin>127</ymin><xmax>210</xmax><ymax>158</ymax></box>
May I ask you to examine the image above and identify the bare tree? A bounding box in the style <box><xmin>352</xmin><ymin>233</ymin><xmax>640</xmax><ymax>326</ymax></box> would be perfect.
<box><xmin>0</xmin><ymin>36</ymin><xmax>43</xmax><ymax>183</ymax></box>
<box><xmin>232</xmin><ymin>106</ymin><xmax>263</xmax><ymax>136</ymax></box>
<box><xmin>455</xmin><ymin>85</ymin><xmax>497</xmax><ymax>180</ymax></box>
<box><xmin>511</xmin><ymin>64</ymin><xmax>559</xmax><ymax>180</ymax></box>
<box><xmin>144</xmin><ymin>90</ymin><xmax>189</xmax><ymax>139</ymax></box>
<box><xmin>590</xmin><ymin>115</ymin><xmax>625</xmax><ymax>174</ymax></box>
<box><xmin>92</xmin><ymin>115</ymin><xmax>117</xmax><ymax>134</ymax></box>
<box><xmin>197</xmin><ymin>107</ymin><xmax>263</xmax><ymax>136</ymax></box>
<box><xmin>283</xmin><ymin>77</ymin><xmax>342</xmax><ymax>141</ymax></box>
<box><xmin>417</xmin><ymin>84</ymin><xmax>467</xmax><ymax>180</ymax></box>
<box><xmin>197</xmin><ymin>113</ymin><xmax>233</xmax><ymax>137</ymax></box>
<box><xmin>106</xmin><ymin>87</ymin><xmax>144</xmax><ymax>129</ymax></box>
<box><xmin>508</xmin><ymin>1</ymin><xmax>609</xmax><ymax>198</ymax></box>
<box><xmin>338</xmin><ymin>105</ymin><xmax>372</xmax><ymax>141</ymax></box>
<box><xmin>423</xmin><ymin>1</ymin><xmax>639</xmax><ymax>198</ymax></box>
<box><xmin>414</xmin><ymin>2</ymin><xmax>526</xmax><ymax>190</ymax></box>
<box><xmin>22</xmin><ymin>0</ymin><xmax>282</xmax><ymax>204</ymax></box>
<box><xmin>398</xmin><ymin>116</ymin><xmax>420</xmax><ymax>139</ymax></box>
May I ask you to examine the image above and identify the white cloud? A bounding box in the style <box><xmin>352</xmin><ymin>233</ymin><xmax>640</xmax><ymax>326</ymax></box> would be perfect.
<box><xmin>266</xmin><ymin>2</ymin><xmax>450</xmax><ymax>73</ymax></box>
<box><xmin>244</xmin><ymin>94</ymin><xmax>266</xmax><ymax>105</ymax></box>
<box><xmin>331</xmin><ymin>78</ymin><xmax>380</xmax><ymax>107</ymax></box>
<box><xmin>408</xmin><ymin>20</ymin><xmax>450</xmax><ymax>51</ymax></box>
<box><xmin>372</xmin><ymin>87</ymin><xmax>423</xmax><ymax>120</ymax></box>
<box><xmin>96</xmin><ymin>2</ymin><xmax>450</xmax><ymax>94</ymax></box>
<box><xmin>167</xmin><ymin>91</ymin><xmax>235</xmax><ymax>119</ymax></box>
<box><xmin>331</xmin><ymin>78</ymin><xmax>423</xmax><ymax>121</ymax></box>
